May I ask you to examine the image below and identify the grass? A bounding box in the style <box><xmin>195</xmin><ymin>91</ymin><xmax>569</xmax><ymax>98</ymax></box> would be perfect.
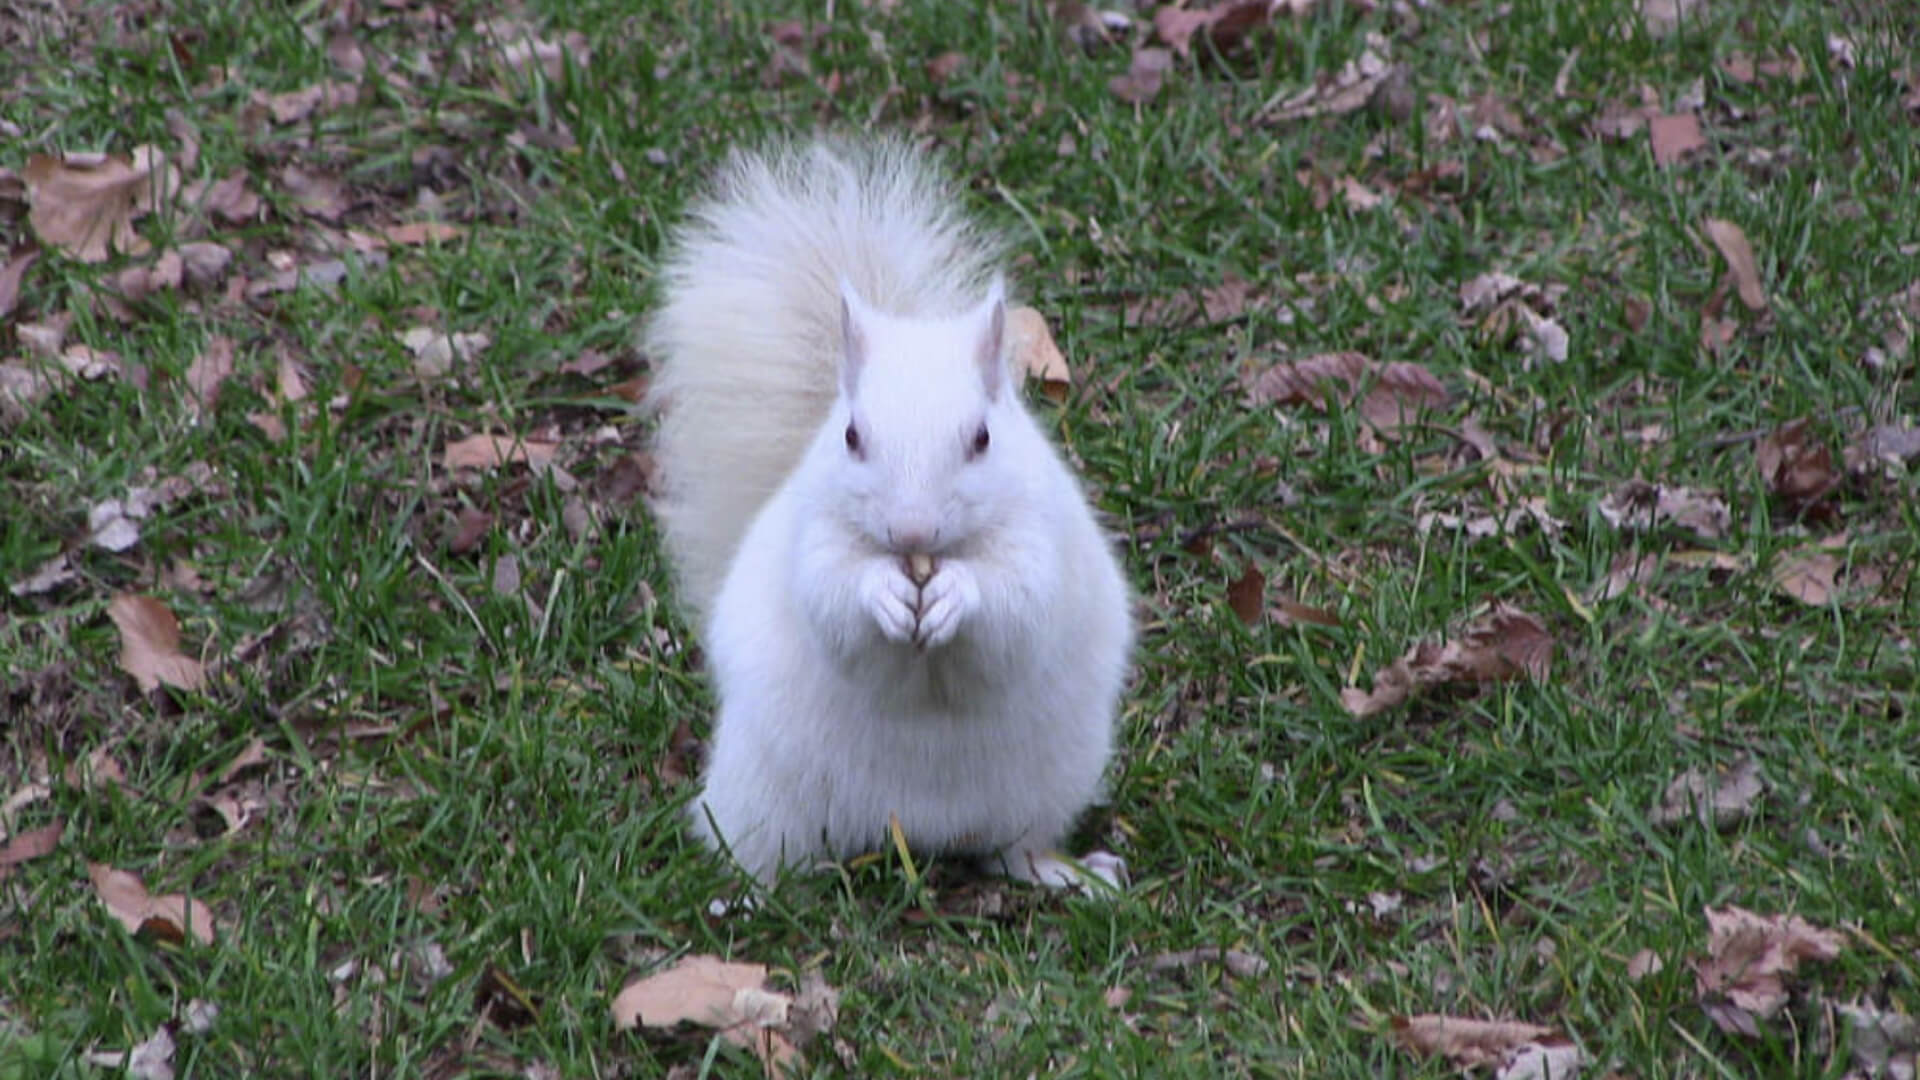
<box><xmin>3</xmin><ymin>0</ymin><xmax>1918</xmax><ymax>1075</ymax></box>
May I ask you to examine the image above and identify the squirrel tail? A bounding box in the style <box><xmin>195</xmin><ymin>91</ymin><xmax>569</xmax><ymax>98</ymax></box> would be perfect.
<box><xmin>644</xmin><ymin>136</ymin><xmax>1003</xmax><ymax>617</ymax></box>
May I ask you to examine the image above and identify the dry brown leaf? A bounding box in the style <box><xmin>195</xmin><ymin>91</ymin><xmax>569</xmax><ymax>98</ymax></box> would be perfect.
<box><xmin>1754</xmin><ymin>418</ymin><xmax>1838</xmax><ymax>509</ymax></box>
<box><xmin>216</xmin><ymin>737</ymin><xmax>270</xmax><ymax>785</ymax></box>
<box><xmin>1007</xmin><ymin>305</ymin><xmax>1070</xmax><ymax>399</ymax></box>
<box><xmin>1770</xmin><ymin>546</ymin><xmax>1842</xmax><ymax>606</ymax></box>
<box><xmin>1246</xmin><ymin>352</ymin><xmax>1449</xmax><ymax>438</ymax></box>
<box><xmin>0</xmin><ymin>819</ymin><xmax>63</xmax><ymax>878</ymax></box>
<box><xmin>1153</xmin><ymin>1</ymin><xmax>1272</xmax><ymax>60</ymax></box>
<box><xmin>277</xmin><ymin>165</ymin><xmax>348</xmax><ymax>222</ymax></box>
<box><xmin>178</xmin><ymin>242</ymin><xmax>233</xmax><ymax>288</ymax></box>
<box><xmin>88</xmin><ymin>862</ymin><xmax>221</xmax><ymax>945</ymax></box>
<box><xmin>484</xmin><ymin>19</ymin><xmax>593</xmax><ymax>81</ymax></box>
<box><xmin>1390</xmin><ymin>1014</ymin><xmax>1560</xmax><ymax>1070</ymax></box>
<box><xmin>1110</xmin><ymin>46</ymin><xmax>1173</xmax><ymax>104</ymax></box>
<box><xmin>10</xmin><ymin>553</ymin><xmax>78</xmax><ymax>597</ymax></box>
<box><xmin>1626</xmin><ymin>949</ymin><xmax>1665</xmax><ymax>980</ymax></box>
<box><xmin>24</xmin><ymin>147</ymin><xmax>180</xmax><ymax>263</ymax></box>
<box><xmin>1648</xmin><ymin>113</ymin><xmax>1705</xmax><ymax>166</ymax></box>
<box><xmin>0</xmin><ymin>248</ymin><xmax>36</xmax><ymax>319</ymax></box>
<box><xmin>1595</xmin><ymin>481</ymin><xmax>1730</xmax><ymax>540</ymax></box>
<box><xmin>1263</xmin><ymin>38</ymin><xmax>1395</xmax><ymax>122</ymax></box>
<box><xmin>401</xmin><ymin>327</ymin><xmax>491</xmax><ymax>380</ymax></box>
<box><xmin>376</xmin><ymin>222</ymin><xmax>465</xmax><ymax>247</ymax></box>
<box><xmin>1692</xmin><ymin>906</ymin><xmax>1844</xmax><ymax>1037</ymax></box>
<box><xmin>926</xmin><ymin>50</ymin><xmax>967</xmax><ymax>83</ymax></box>
<box><xmin>108</xmin><ymin>593</ymin><xmax>207</xmax><ymax>693</ymax></box>
<box><xmin>1704</xmin><ymin>218</ymin><xmax>1767</xmax><ymax>312</ymax></box>
<box><xmin>257</xmin><ymin>81</ymin><xmax>360</xmax><ymax>125</ymax></box>
<box><xmin>1651</xmin><ymin>756</ymin><xmax>1765</xmax><ymax>829</ymax></box>
<box><xmin>1144</xmin><ymin>947</ymin><xmax>1270</xmax><ymax>978</ymax></box>
<box><xmin>1845</xmin><ymin>423</ymin><xmax>1920</xmax><ymax>473</ymax></box>
<box><xmin>1340</xmin><ymin>604</ymin><xmax>1553</xmax><ymax>719</ymax></box>
<box><xmin>443</xmin><ymin>433</ymin><xmax>560</xmax><ymax>471</ymax></box>
<box><xmin>1226</xmin><ymin>566</ymin><xmax>1265</xmax><ymax>626</ymax></box>
<box><xmin>108</xmin><ymin>250</ymin><xmax>184</xmax><ymax>303</ymax></box>
<box><xmin>611</xmin><ymin>955</ymin><xmax>813</xmax><ymax>1075</ymax></box>
<box><xmin>1274</xmin><ymin>595</ymin><xmax>1341</xmax><ymax>628</ymax></box>
<box><xmin>185</xmin><ymin>335</ymin><xmax>235</xmax><ymax>413</ymax></box>
<box><xmin>180</xmin><ymin>170</ymin><xmax>261</xmax><ymax>223</ymax></box>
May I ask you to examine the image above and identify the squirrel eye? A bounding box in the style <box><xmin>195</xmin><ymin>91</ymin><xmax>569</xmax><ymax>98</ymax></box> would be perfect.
<box><xmin>970</xmin><ymin>423</ymin><xmax>990</xmax><ymax>457</ymax></box>
<box><xmin>844</xmin><ymin>422</ymin><xmax>861</xmax><ymax>455</ymax></box>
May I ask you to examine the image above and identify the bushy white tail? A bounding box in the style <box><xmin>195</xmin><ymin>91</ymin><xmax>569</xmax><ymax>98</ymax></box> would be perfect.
<box><xmin>644</xmin><ymin>136</ymin><xmax>1004</xmax><ymax>617</ymax></box>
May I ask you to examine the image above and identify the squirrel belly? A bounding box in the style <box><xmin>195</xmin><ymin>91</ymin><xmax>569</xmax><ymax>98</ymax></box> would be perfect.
<box><xmin>646</xmin><ymin>136</ymin><xmax>1134</xmax><ymax>889</ymax></box>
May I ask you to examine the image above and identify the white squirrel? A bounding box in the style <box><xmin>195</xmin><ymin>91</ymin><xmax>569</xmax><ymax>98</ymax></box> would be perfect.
<box><xmin>645</xmin><ymin>136</ymin><xmax>1133</xmax><ymax>890</ymax></box>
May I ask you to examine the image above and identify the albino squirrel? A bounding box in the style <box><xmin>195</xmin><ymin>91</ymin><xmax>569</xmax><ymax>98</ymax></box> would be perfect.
<box><xmin>644</xmin><ymin>136</ymin><xmax>1134</xmax><ymax>890</ymax></box>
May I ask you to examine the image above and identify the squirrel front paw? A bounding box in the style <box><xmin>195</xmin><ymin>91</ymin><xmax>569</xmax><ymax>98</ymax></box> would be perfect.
<box><xmin>859</xmin><ymin>559</ymin><xmax>921</xmax><ymax>643</ymax></box>
<box><xmin>914</xmin><ymin>561</ymin><xmax>980</xmax><ymax>649</ymax></box>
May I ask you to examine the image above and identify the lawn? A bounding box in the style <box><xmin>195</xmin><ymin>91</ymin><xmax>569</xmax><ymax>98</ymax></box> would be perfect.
<box><xmin>3</xmin><ymin>0</ymin><xmax>1917</xmax><ymax>1076</ymax></box>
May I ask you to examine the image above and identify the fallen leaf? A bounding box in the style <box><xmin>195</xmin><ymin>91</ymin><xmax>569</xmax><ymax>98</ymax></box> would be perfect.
<box><xmin>1007</xmin><ymin>305</ymin><xmax>1070</xmax><ymax>399</ymax></box>
<box><xmin>1226</xmin><ymin>566</ymin><xmax>1265</xmax><ymax>626</ymax></box>
<box><xmin>443</xmin><ymin>433</ymin><xmax>560</xmax><ymax>471</ymax></box>
<box><xmin>257</xmin><ymin>81</ymin><xmax>359</xmax><ymax>125</ymax></box>
<box><xmin>1263</xmin><ymin>37</ymin><xmax>1396</xmax><ymax>122</ymax></box>
<box><xmin>1245</xmin><ymin>352</ymin><xmax>1449</xmax><ymax>438</ymax></box>
<box><xmin>9</xmin><ymin>553</ymin><xmax>78</xmax><ymax>597</ymax></box>
<box><xmin>1770</xmin><ymin>546</ymin><xmax>1841</xmax><ymax>606</ymax></box>
<box><xmin>89</xmin><ymin>497</ymin><xmax>145</xmax><ymax>552</ymax></box>
<box><xmin>277</xmin><ymin>166</ymin><xmax>348</xmax><ymax>222</ymax></box>
<box><xmin>1638</xmin><ymin>0</ymin><xmax>1704</xmax><ymax>36</ymax></box>
<box><xmin>82</xmin><ymin>1023</ymin><xmax>176</xmax><ymax>1080</ymax></box>
<box><xmin>177</xmin><ymin>242</ymin><xmax>233</xmax><ymax>287</ymax></box>
<box><xmin>88</xmin><ymin>862</ymin><xmax>221</xmax><ymax>945</ymax></box>
<box><xmin>1648</xmin><ymin>113</ymin><xmax>1705</xmax><ymax>166</ymax></box>
<box><xmin>926</xmin><ymin>51</ymin><xmax>967</xmax><ymax>83</ymax></box>
<box><xmin>485</xmin><ymin>19</ymin><xmax>593</xmax><ymax>81</ymax></box>
<box><xmin>1341</xmin><ymin>604</ymin><xmax>1553</xmax><ymax>719</ymax></box>
<box><xmin>108</xmin><ymin>593</ymin><xmax>207</xmax><ymax>693</ymax></box>
<box><xmin>1110</xmin><ymin>46</ymin><xmax>1173</xmax><ymax>104</ymax></box>
<box><xmin>612</xmin><ymin>955</ymin><xmax>813</xmax><ymax>1074</ymax></box>
<box><xmin>1845</xmin><ymin>423</ymin><xmax>1920</xmax><ymax>473</ymax></box>
<box><xmin>1704</xmin><ymin>218</ymin><xmax>1767</xmax><ymax>312</ymax></box>
<box><xmin>401</xmin><ymin>327</ymin><xmax>491</xmax><ymax>380</ymax></box>
<box><xmin>1595</xmin><ymin>481</ymin><xmax>1730</xmax><ymax>540</ymax></box>
<box><xmin>1651</xmin><ymin>756</ymin><xmax>1765</xmax><ymax>829</ymax></box>
<box><xmin>108</xmin><ymin>250</ymin><xmax>185</xmax><ymax>303</ymax></box>
<box><xmin>1837</xmin><ymin>1000</ymin><xmax>1920</xmax><ymax>1079</ymax></box>
<box><xmin>23</xmin><ymin>147</ymin><xmax>179</xmax><ymax>262</ymax></box>
<box><xmin>185</xmin><ymin>335</ymin><xmax>235</xmax><ymax>414</ymax></box>
<box><xmin>1390</xmin><ymin>1014</ymin><xmax>1561</xmax><ymax>1070</ymax></box>
<box><xmin>1754</xmin><ymin>418</ymin><xmax>1838</xmax><ymax>510</ymax></box>
<box><xmin>0</xmin><ymin>819</ymin><xmax>63</xmax><ymax>877</ymax></box>
<box><xmin>1153</xmin><ymin>1</ymin><xmax>1271</xmax><ymax>60</ymax></box>
<box><xmin>449</xmin><ymin>507</ymin><xmax>494</xmax><ymax>554</ymax></box>
<box><xmin>376</xmin><ymin>222</ymin><xmax>464</xmax><ymax>246</ymax></box>
<box><xmin>215</xmin><ymin>737</ymin><xmax>270</xmax><ymax>784</ymax></box>
<box><xmin>1692</xmin><ymin>906</ymin><xmax>1843</xmax><ymax>1037</ymax></box>
<box><xmin>1626</xmin><ymin>949</ymin><xmax>1665</xmax><ymax>980</ymax></box>
<box><xmin>1143</xmin><ymin>947</ymin><xmax>1269</xmax><ymax>978</ymax></box>
<box><xmin>0</xmin><ymin>248</ymin><xmax>36</xmax><ymax>319</ymax></box>
<box><xmin>180</xmin><ymin>170</ymin><xmax>261</xmax><ymax>223</ymax></box>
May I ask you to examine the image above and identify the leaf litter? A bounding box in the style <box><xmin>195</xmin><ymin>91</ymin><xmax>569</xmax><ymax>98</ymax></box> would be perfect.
<box><xmin>1691</xmin><ymin>906</ymin><xmax>1844</xmax><ymax>1038</ymax></box>
<box><xmin>612</xmin><ymin>955</ymin><xmax>839</xmax><ymax>1077</ymax></box>
<box><xmin>1341</xmin><ymin>603</ymin><xmax>1553</xmax><ymax>719</ymax></box>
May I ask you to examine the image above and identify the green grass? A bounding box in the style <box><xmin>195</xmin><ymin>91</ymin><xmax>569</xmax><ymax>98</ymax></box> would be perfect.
<box><xmin>4</xmin><ymin>0</ymin><xmax>1918</xmax><ymax>1076</ymax></box>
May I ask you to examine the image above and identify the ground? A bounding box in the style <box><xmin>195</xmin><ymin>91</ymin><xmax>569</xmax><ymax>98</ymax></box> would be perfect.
<box><xmin>2</xmin><ymin>0</ymin><xmax>1918</xmax><ymax>1076</ymax></box>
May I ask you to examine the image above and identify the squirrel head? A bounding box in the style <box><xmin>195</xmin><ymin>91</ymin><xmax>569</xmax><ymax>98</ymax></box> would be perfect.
<box><xmin>826</xmin><ymin>278</ymin><xmax>1033</xmax><ymax>556</ymax></box>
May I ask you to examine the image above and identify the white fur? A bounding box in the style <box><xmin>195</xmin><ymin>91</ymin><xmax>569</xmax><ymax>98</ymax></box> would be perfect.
<box><xmin>646</xmin><ymin>137</ymin><xmax>1134</xmax><ymax>890</ymax></box>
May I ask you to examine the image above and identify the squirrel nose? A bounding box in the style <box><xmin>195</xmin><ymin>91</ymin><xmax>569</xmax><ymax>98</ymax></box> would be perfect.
<box><xmin>886</xmin><ymin>520</ymin><xmax>937</xmax><ymax>553</ymax></box>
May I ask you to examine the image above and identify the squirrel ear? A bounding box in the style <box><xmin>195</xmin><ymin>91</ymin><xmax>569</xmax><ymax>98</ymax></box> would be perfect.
<box><xmin>974</xmin><ymin>278</ymin><xmax>1008</xmax><ymax>403</ymax></box>
<box><xmin>839</xmin><ymin>279</ymin><xmax>868</xmax><ymax>400</ymax></box>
